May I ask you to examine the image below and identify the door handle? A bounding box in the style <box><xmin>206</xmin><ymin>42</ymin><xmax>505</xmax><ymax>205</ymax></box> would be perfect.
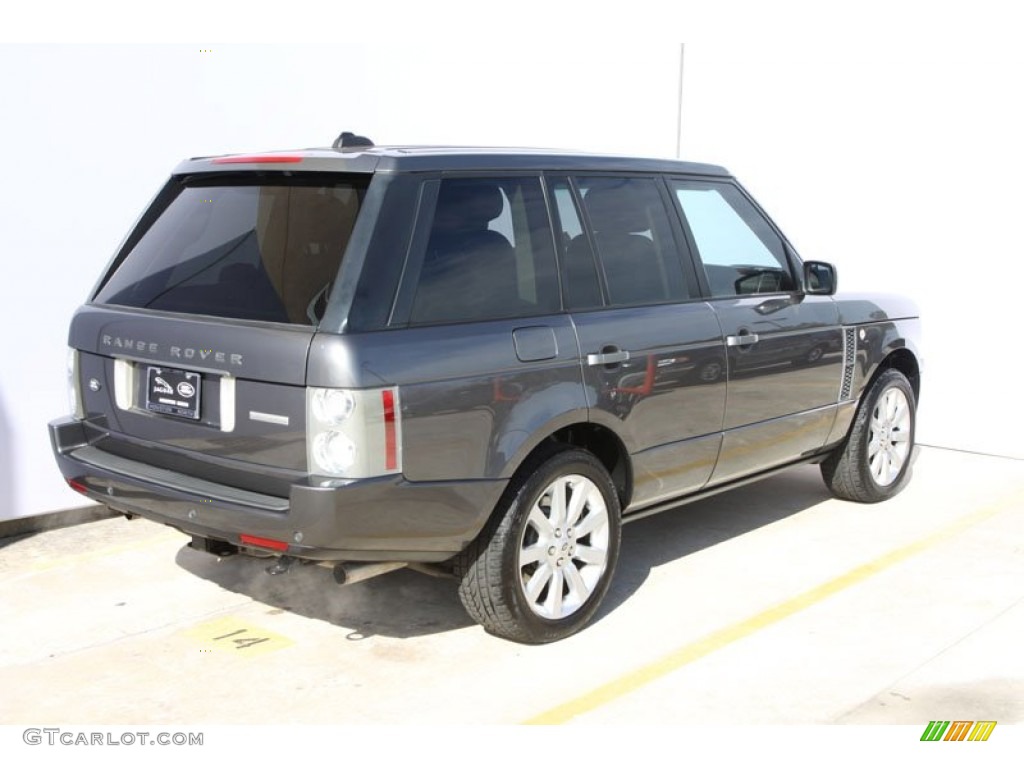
<box><xmin>587</xmin><ymin>349</ymin><xmax>631</xmax><ymax>366</ymax></box>
<box><xmin>726</xmin><ymin>333</ymin><xmax>760</xmax><ymax>347</ymax></box>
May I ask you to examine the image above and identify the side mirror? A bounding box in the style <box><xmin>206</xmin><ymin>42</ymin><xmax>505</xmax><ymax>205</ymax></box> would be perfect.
<box><xmin>803</xmin><ymin>261</ymin><xmax>837</xmax><ymax>295</ymax></box>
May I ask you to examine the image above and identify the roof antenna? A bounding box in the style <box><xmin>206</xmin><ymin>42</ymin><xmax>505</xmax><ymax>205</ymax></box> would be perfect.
<box><xmin>333</xmin><ymin>131</ymin><xmax>374</xmax><ymax>149</ymax></box>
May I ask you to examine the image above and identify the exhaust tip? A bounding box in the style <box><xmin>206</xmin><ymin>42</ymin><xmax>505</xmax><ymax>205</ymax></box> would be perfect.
<box><xmin>331</xmin><ymin>563</ymin><xmax>348</xmax><ymax>585</ymax></box>
<box><xmin>332</xmin><ymin>561</ymin><xmax>408</xmax><ymax>586</ymax></box>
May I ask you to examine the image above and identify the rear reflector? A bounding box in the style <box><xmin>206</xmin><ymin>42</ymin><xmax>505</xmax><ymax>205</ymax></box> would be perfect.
<box><xmin>239</xmin><ymin>534</ymin><xmax>289</xmax><ymax>552</ymax></box>
<box><xmin>212</xmin><ymin>155</ymin><xmax>303</xmax><ymax>165</ymax></box>
<box><xmin>67</xmin><ymin>478</ymin><xmax>89</xmax><ymax>495</ymax></box>
<box><xmin>382</xmin><ymin>389</ymin><xmax>397</xmax><ymax>471</ymax></box>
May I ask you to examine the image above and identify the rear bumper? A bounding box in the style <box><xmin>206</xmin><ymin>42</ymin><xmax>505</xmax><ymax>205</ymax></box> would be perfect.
<box><xmin>49</xmin><ymin>417</ymin><xmax>503</xmax><ymax>562</ymax></box>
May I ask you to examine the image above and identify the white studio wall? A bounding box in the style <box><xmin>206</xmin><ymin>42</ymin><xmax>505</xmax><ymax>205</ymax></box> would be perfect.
<box><xmin>0</xmin><ymin>42</ymin><xmax>1019</xmax><ymax>520</ymax></box>
<box><xmin>680</xmin><ymin>41</ymin><xmax>1024</xmax><ymax>460</ymax></box>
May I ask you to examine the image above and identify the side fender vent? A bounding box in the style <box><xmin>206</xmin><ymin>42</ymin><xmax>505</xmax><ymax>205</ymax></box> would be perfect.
<box><xmin>840</xmin><ymin>327</ymin><xmax>857</xmax><ymax>401</ymax></box>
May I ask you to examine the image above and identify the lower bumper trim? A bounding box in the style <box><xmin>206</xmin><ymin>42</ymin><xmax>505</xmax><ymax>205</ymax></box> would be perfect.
<box><xmin>70</xmin><ymin>445</ymin><xmax>288</xmax><ymax>512</ymax></box>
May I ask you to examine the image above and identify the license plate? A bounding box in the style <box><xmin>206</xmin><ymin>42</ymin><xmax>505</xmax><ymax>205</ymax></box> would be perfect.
<box><xmin>145</xmin><ymin>366</ymin><xmax>201</xmax><ymax>420</ymax></box>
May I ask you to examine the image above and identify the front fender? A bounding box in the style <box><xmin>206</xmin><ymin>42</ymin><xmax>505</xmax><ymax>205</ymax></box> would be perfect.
<box><xmin>852</xmin><ymin>317</ymin><xmax>923</xmax><ymax>401</ymax></box>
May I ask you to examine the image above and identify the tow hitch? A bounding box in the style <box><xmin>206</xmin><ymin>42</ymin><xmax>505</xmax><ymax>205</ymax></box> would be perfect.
<box><xmin>189</xmin><ymin>535</ymin><xmax>239</xmax><ymax>558</ymax></box>
<box><xmin>265</xmin><ymin>556</ymin><xmax>296</xmax><ymax>576</ymax></box>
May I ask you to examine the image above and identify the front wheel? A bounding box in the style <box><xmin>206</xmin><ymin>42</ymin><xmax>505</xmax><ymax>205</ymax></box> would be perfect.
<box><xmin>456</xmin><ymin>449</ymin><xmax>622</xmax><ymax>643</ymax></box>
<box><xmin>821</xmin><ymin>368</ymin><xmax>916</xmax><ymax>502</ymax></box>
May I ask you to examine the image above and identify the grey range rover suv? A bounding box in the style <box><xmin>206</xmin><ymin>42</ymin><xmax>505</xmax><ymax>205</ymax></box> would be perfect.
<box><xmin>50</xmin><ymin>135</ymin><xmax>921</xmax><ymax>643</ymax></box>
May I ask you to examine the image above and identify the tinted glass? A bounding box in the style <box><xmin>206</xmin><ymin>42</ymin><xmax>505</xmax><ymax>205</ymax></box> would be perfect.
<box><xmin>672</xmin><ymin>181</ymin><xmax>794</xmax><ymax>297</ymax></box>
<box><xmin>409</xmin><ymin>177</ymin><xmax>559</xmax><ymax>324</ymax></box>
<box><xmin>549</xmin><ymin>178</ymin><xmax>602</xmax><ymax>310</ymax></box>
<box><xmin>577</xmin><ymin>176</ymin><xmax>691</xmax><ymax>306</ymax></box>
<box><xmin>95</xmin><ymin>176</ymin><xmax>367</xmax><ymax>325</ymax></box>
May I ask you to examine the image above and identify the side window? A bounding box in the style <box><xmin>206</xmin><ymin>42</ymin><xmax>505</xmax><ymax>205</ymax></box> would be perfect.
<box><xmin>409</xmin><ymin>177</ymin><xmax>559</xmax><ymax>325</ymax></box>
<box><xmin>577</xmin><ymin>176</ymin><xmax>692</xmax><ymax>306</ymax></box>
<box><xmin>548</xmin><ymin>177</ymin><xmax>602</xmax><ymax>310</ymax></box>
<box><xmin>672</xmin><ymin>181</ymin><xmax>795</xmax><ymax>297</ymax></box>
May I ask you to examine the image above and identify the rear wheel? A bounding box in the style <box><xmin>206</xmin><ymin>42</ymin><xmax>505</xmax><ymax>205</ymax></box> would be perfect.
<box><xmin>456</xmin><ymin>449</ymin><xmax>621</xmax><ymax>643</ymax></box>
<box><xmin>822</xmin><ymin>368</ymin><xmax>916</xmax><ymax>502</ymax></box>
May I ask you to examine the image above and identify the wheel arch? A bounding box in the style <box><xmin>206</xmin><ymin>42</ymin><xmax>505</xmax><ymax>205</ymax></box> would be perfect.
<box><xmin>504</xmin><ymin>422</ymin><xmax>633</xmax><ymax>513</ymax></box>
<box><xmin>865</xmin><ymin>346</ymin><xmax>921</xmax><ymax>404</ymax></box>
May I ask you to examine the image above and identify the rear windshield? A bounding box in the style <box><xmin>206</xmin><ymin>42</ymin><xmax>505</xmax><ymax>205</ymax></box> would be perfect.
<box><xmin>94</xmin><ymin>174</ymin><xmax>368</xmax><ymax>326</ymax></box>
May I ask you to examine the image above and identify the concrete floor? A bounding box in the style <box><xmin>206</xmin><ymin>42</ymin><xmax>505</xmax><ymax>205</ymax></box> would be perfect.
<box><xmin>1</xmin><ymin>445</ymin><xmax>1021</xmax><ymax>726</ymax></box>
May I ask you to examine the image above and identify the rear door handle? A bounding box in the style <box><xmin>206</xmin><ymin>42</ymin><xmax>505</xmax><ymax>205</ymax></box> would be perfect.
<box><xmin>726</xmin><ymin>333</ymin><xmax>759</xmax><ymax>347</ymax></box>
<box><xmin>587</xmin><ymin>349</ymin><xmax>631</xmax><ymax>366</ymax></box>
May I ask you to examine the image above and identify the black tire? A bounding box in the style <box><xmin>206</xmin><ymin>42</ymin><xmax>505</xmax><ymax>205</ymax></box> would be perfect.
<box><xmin>456</xmin><ymin>449</ymin><xmax>622</xmax><ymax>644</ymax></box>
<box><xmin>821</xmin><ymin>368</ymin><xmax>916</xmax><ymax>502</ymax></box>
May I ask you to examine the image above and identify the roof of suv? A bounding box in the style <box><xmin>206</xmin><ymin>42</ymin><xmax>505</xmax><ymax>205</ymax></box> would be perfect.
<box><xmin>174</xmin><ymin>145</ymin><xmax>731</xmax><ymax>177</ymax></box>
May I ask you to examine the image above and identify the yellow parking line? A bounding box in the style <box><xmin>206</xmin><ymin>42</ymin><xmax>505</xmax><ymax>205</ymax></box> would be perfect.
<box><xmin>524</xmin><ymin>487</ymin><xmax>1024</xmax><ymax>725</ymax></box>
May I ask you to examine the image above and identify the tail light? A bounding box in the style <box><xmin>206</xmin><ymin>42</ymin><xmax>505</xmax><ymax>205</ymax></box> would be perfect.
<box><xmin>306</xmin><ymin>386</ymin><xmax>402</xmax><ymax>478</ymax></box>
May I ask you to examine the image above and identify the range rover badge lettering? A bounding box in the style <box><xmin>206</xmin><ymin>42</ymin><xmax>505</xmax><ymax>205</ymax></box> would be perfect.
<box><xmin>99</xmin><ymin>335</ymin><xmax>243</xmax><ymax>366</ymax></box>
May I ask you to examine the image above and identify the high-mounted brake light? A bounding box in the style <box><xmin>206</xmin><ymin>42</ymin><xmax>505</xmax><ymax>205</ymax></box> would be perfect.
<box><xmin>211</xmin><ymin>155</ymin><xmax>303</xmax><ymax>165</ymax></box>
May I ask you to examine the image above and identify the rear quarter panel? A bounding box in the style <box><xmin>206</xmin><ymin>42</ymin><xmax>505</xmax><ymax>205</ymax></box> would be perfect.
<box><xmin>307</xmin><ymin>319</ymin><xmax>589</xmax><ymax>481</ymax></box>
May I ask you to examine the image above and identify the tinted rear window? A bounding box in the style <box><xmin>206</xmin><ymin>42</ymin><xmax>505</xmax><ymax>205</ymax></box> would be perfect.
<box><xmin>94</xmin><ymin>175</ymin><xmax>368</xmax><ymax>325</ymax></box>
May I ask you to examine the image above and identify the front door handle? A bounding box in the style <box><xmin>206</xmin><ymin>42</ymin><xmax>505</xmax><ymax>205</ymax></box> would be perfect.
<box><xmin>587</xmin><ymin>349</ymin><xmax>631</xmax><ymax>366</ymax></box>
<box><xmin>726</xmin><ymin>333</ymin><xmax>760</xmax><ymax>347</ymax></box>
